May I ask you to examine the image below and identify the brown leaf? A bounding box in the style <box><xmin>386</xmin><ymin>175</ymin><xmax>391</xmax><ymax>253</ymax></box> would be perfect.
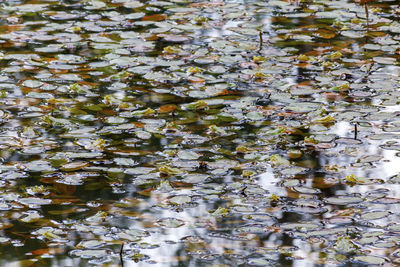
<box><xmin>54</xmin><ymin>183</ymin><xmax>77</xmax><ymax>195</ymax></box>
<box><xmin>314</xmin><ymin>29</ymin><xmax>335</xmax><ymax>39</ymax></box>
<box><xmin>159</xmin><ymin>104</ymin><xmax>177</xmax><ymax>113</ymax></box>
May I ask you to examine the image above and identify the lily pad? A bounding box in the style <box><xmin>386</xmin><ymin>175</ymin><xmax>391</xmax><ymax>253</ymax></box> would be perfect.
<box><xmin>353</xmin><ymin>255</ymin><xmax>385</xmax><ymax>265</ymax></box>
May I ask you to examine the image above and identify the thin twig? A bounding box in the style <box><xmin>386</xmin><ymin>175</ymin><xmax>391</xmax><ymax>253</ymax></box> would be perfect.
<box><xmin>366</xmin><ymin>61</ymin><xmax>374</xmax><ymax>75</ymax></box>
<box><xmin>120</xmin><ymin>243</ymin><xmax>125</xmax><ymax>267</ymax></box>
<box><xmin>354</xmin><ymin>123</ymin><xmax>358</xmax><ymax>140</ymax></box>
<box><xmin>258</xmin><ymin>31</ymin><xmax>263</xmax><ymax>52</ymax></box>
<box><xmin>365</xmin><ymin>3</ymin><xmax>369</xmax><ymax>28</ymax></box>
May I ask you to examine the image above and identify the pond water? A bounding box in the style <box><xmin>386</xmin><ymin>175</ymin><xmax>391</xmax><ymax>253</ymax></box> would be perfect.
<box><xmin>1</xmin><ymin>0</ymin><xmax>400</xmax><ymax>266</ymax></box>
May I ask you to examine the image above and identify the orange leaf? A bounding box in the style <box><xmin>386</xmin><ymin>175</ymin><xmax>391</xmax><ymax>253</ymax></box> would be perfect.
<box><xmin>30</xmin><ymin>248</ymin><xmax>64</xmax><ymax>256</ymax></box>
<box><xmin>142</xmin><ymin>14</ymin><xmax>167</xmax><ymax>21</ymax></box>
<box><xmin>189</xmin><ymin>2</ymin><xmax>224</xmax><ymax>7</ymax></box>
<box><xmin>216</xmin><ymin>89</ymin><xmax>234</xmax><ymax>96</ymax></box>
<box><xmin>188</xmin><ymin>77</ymin><xmax>205</xmax><ymax>83</ymax></box>
<box><xmin>323</xmin><ymin>92</ymin><xmax>343</xmax><ymax>101</ymax></box>
<box><xmin>50</xmin><ymin>198</ymin><xmax>80</xmax><ymax>205</ymax></box>
<box><xmin>50</xmin><ymin>69</ymin><xmax>68</xmax><ymax>74</ymax></box>
<box><xmin>137</xmin><ymin>188</ymin><xmax>154</xmax><ymax>196</ymax></box>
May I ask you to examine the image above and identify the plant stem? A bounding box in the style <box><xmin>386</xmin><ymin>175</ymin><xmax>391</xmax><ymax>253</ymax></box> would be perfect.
<box><xmin>120</xmin><ymin>243</ymin><xmax>124</xmax><ymax>267</ymax></box>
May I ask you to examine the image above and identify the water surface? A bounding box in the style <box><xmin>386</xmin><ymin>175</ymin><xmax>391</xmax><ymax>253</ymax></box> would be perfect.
<box><xmin>0</xmin><ymin>0</ymin><xmax>400</xmax><ymax>266</ymax></box>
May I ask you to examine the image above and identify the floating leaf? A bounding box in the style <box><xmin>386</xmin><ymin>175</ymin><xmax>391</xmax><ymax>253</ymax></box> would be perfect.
<box><xmin>114</xmin><ymin>158</ymin><xmax>137</xmax><ymax>166</ymax></box>
<box><xmin>211</xmin><ymin>207</ymin><xmax>229</xmax><ymax>217</ymax></box>
<box><xmin>156</xmin><ymin>180</ymin><xmax>173</xmax><ymax>192</ymax></box>
<box><xmin>159</xmin><ymin>165</ymin><xmax>183</xmax><ymax>175</ymax></box>
<box><xmin>280</xmin><ymin>222</ymin><xmax>320</xmax><ymax>231</ymax></box>
<box><xmin>18</xmin><ymin>198</ymin><xmax>52</xmax><ymax>206</ymax></box>
<box><xmin>157</xmin><ymin>218</ymin><xmax>185</xmax><ymax>228</ymax></box>
<box><xmin>270</xmin><ymin>154</ymin><xmax>290</xmax><ymax>166</ymax></box>
<box><xmin>19</xmin><ymin>212</ymin><xmax>41</xmax><ymax>223</ymax></box>
<box><xmin>25</xmin><ymin>161</ymin><xmax>55</xmax><ymax>172</ymax></box>
<box><xmin>345</xmin><ymin>174</ymin><xmax>372</xmax><ymax>185</ymax></box>
<box><xmin>326</xmin><ymin>196</ymin><xmax>363</xmax><ymax>205</ymax></box>
<box><xmin>177</xmin><ymin>150</ymin><xmax>201</xmax><ymax>160</ymax></box>
<box><xmin>76</xmin><ymin>240</ymin><xmax>104</xmax><ymax>249</ymax></box>
<box><xmin>360</xmin><ymin>211</ymin><xmax>390</xmax><ymax>220</ymax></box>
<box><xmin>334</xmin><ymin>236</ymin><xmax>358</xmax><ymax>254</ymax></box>
<box><xmin>169</xmin><ymin>195</ymin><xmax>191</xmax><ymax>205</ymax></box>
<box><xmin>61</xmin><ymin>162</ymin><xmax>89</xmax><ymax>171</ymax></box>
<box><xmin>70</xmin><ymin>249</ymin><xmax>109</xmax><ymax>259</ymax></box>
<box><xmin>87</xmin><ymin>212</ymin><xmax>107</xmax><ymax>223</ymax></box>
<box><xmin>353</xmin><ymin>255</ymin><xmax>385</xmax><ymax>265</ymax></box>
